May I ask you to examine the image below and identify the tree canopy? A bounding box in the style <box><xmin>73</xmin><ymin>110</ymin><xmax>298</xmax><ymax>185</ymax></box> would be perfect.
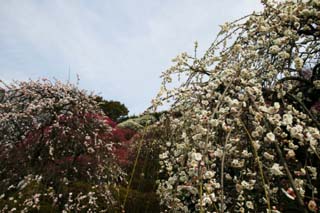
<box><xmin>95</xmin><ymin>96</ymin><xmax>129</xmax><ymax>122</ymax></box>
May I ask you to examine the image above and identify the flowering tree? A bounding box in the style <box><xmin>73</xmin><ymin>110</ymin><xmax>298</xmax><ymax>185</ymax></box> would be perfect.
<box><xmin>152</xmin><ymin>0</ymin><xmax>320</xmax><ymax>212</ymax></box>
<box><xmin>0</xmin><ymin>79</ymin><xmax>124</xmax><ymax>212</ymax></box>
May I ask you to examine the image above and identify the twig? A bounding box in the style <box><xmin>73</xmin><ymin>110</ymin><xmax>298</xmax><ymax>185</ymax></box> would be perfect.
<box><xmin>199</xmin><ymin>180</ymin><xmax>204</xmax><ymax>213</ymax></box>
<box><xmin>240</xmin><ymin>119</ymin><xmax>271</xmax><ymax>211</ymax></box>
<box><xmin>220</xmin><ymin>129</ymin><xmax>232</xmax><ymax>213</ymax></box>
<box><xmin>123</xmin><ymin>129</ymin><xmax>146</xmax><ymax>210</ymax></box>
<box><xmin>278</xmin><ymin>76</ymin><xmax>312</xmax><ymax>85</ymax></box>
<box><xmin>273</xmin><ymin>139</ymin><xmax>307</xmax><ymax>212</ymax></box>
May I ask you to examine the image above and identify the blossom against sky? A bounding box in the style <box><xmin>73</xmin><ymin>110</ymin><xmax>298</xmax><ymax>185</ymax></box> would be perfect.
<box><xmin>0</xmin><ymin>0</ymin><xmax>262</xmax><ymax>114</ymax></box>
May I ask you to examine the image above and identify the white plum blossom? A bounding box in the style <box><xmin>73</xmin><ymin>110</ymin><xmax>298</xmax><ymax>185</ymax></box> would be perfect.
<box><xmin>313</xmin><ymin>80</ymin><xmax>320</xmax><ymax>89</ymax></box>
<box><xmin>204</xmin><ymin>171</ymin><xmax>215</xmax><ymax>179</ymax></box>
<box><xmin>153</xmin><ymin>0</ymin><xmax>320</xmax><ymax>212</ymax></box>
<box><xmin>266</xmin><ymin>132</ymin><xmax>276</xmax><ymax>142</ymax></box>
<box><xmin>263</xmin><ymin>152</ymin><xmax>275</xmax><ymax>161</ymax></box>
<box><xmin>192</xmin><ymin>152</ymin><xmax>202</xmax><ymax>161</ymax></box>
<box><xmin>294</xmin><ymin>57</ymin><xmax>304</xmax><ymax>70</ymax></box>
<box><xmin>271</xmin><ymin>163</ymin><xmax>284</xmax><ymax>176</ymax></box>
<box><xmin>282</xmin><ymin>113</ymin><xmax>293</xmax><ymax>126</ymax></box>
<box><xmin>246</xmin><ymin>201</ymin><xmax>254</xmax><ymax>209</ymax></box>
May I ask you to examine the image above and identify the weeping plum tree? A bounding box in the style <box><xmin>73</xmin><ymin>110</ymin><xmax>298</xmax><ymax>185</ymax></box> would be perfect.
<box><xmin>152</xmin><ymin>0</ymin><xmax>320</xmax><ymax>212</ymax></box>
<box><xmin>0</xmin><ymin>79</ymin><xmax>124</xmax><ymax>212</ymax></box>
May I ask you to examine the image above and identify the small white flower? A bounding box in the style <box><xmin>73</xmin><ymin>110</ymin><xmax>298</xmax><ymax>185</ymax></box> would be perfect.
<box><xmin>265</xmin><ymin>132</ymin><xmax>276</xmax><ymax>142</ymax></box>
<box><xmin>201</xmin><ymin>100</ymin><xmax>209</xmax><ymax>106</ymax></box>
<box><xmin>251</xmin><ymin>131</ymin><xmax>259</xmax><ymax>138</ymax></box>
<box><xmin>253</xmin><ymin>140</ymin><xmax>261</xmax><ymax>150</ymax></box>
<box><xmin>190</xmin><ymin>160</ymin><xmax>198</xmax><ymax>168</ymax></box>
<box><xmin>282</xmin><ymin>113</ymin><xmax>293</xmax><ymax>125</ymax></box>
<box><xmin>225</xmin><ymin>173</ymin><xmax>232</xmax><ymax>180</ymax></box>
<box><xmin>233</xmin><ymin>44</ymin><xmax>242</xmax><ymax>52</ymax></box>
<box><xmin>241</xmin><ymin>180</ymin><xmax>254</xmax><ymax>190</ymax></box>
<box><xmin>201</xmin><ymin>195</ymin><xmax>212</xmax><ymax>206</ymax></box>
<box><xmin>242</xmin><ymin>150</ymin><xmax>252</xmax><ymax>158</ymax></box>
<box><xmin>49</xmin><ymin>146</ymin><xmax>54</xmax><ymax>156</ymax></box>
<box><xmin>210</xmin><ymin>119</ymin><xmax>219</xmax><ymax>127</ymax></box>
<box><xmin>236</xmin><ymin>183</ymin><xmax>242</xmax><ymax>192</ymax></box>
<box><xmin>220</xmin><ymin>22</ymin><xmax>230</xmax><ymax>32</ymax></box>
<box><xmin>238</xmin><ymin>93</ymin><xmax>245</xmax><ymax>101</ymax></box>
<box><xmin>87</xmin><ymin>147</ymin><xmax>95</xmax><ymax>153</ymax></box>
<box><xmin>263</xmin><ymin>152</ymin><xmax>275</xmax><ymax>160</ymax></box>
<box><xmin>159</xmin><ymin>152</ymin><xmax>169</xmax><ymax>160</ymax></box>
<box><xmin>274</xmin><ymin>102</ymin><xmax>280</xmax><ymax>110</ymax></box>
<box><xmin>286</xmin><ymin>150</ymin><xmax>295</xmax><ymax>159</ymax></box>
<box><xmin>209</xmin><ymin>192</ymin><xmax>217</xmax><ymax>202</ymax></box>
<box><xmin>270</xmin><ymin>45</ymin><xmax>281</xmax><ymax>54</ymax></box>
<box><xmin>306</xmin><ymin>166</ymin><xmax>317</xmax><ymax>180</ymax></box>
<box><xmin>294</xmin><ymin>57</ymin><xmax>304</xmax><ymax>70</ymax></box>
<box><xmin>246</xmin><ymin>201</ymin><xmax>254</xmax><ymax>209</ymax></box>
<box><xmin>231</xmin><ymin>159</ymin><xmax>244</xmax><ymax>168</ymax></box>
<box><xmin>288</xmin><ymin>141</ymin><xmax>299</xmax><ymax>150</ymax></box>
<box><xmin>313</xmin><ymin>80</ymin><xmax>320</xmax><ymax>89</ymax></box>
<box><xmin>259</xmin><ymin>25</ymin><xmax>268</xmax><ymax>32</ymax></box>
<box><xmin>271</xmin><ymin>163</ymin><xmax>284</xmax><ymax>176</ymax></box>
<box><xmin>204</xmin><ymin>171</ymin><xmax>215</xmax><ymax>179</ymax></box>
<box><xmin>192</xmin><ymin>152</ymin><xmax>202</xmax><ymax>161</ymax></box>
<box><xmin>278</xmin><ymin>51</ymin><xmax>290</xmax><ymax>59</ymax></box>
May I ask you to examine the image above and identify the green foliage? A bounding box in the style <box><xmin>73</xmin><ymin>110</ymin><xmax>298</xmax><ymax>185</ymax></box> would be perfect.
<box><xmin>134</xmin><ymin>114</ymin><xmax>157</xmax><ymax>126</ymax></box>
<box><xmin>95</xmin><ymin>96</ymin><xmax>129</xmax><ymax>122</ymax></box>
<box><xmin>117</xmin><ymin>119</ymin><xmax>143</xmax><ymax>131</ymax></box>
<box><xmin>117</xmin><ymin>114</ymin><xmax>157</xmax><ymax>131</ymax></box>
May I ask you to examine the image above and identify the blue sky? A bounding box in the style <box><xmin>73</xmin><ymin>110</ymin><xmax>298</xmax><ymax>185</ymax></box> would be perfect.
<box><xmin>0</xmin><ymin>0</ymin><xmax>262</xmax><ymax>115</ymax></box>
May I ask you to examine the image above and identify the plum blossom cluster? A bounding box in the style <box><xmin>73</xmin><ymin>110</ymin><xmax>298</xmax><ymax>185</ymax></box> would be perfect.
<box><xmin>0</xmin><ymin>174</ymin><xmax>115</xmax><ymax>212</ymax></box>
<box><xmin>152</xmin><ymin>0</ymin><xmax>320</xmax><ymax>212</ymax></box>
<box><xmin>0</xmin><ymin>79</ymin><xmax>124</xmax><ymax>211</ymax></box>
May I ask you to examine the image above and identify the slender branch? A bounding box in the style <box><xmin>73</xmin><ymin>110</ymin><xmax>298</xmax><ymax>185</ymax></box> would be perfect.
<box><xmin>278</xmin><ymin>76</ymin><xmax>312</xmax><ymax>86</ymax></box>
<box><xmin>310</xmin><ymin>145</ymin><xmax>320</xmax><ymax>161</ymax></box>
<box><xmin>188</xmin><ymin>65</ymin><xmax>210</xmax><ymax>76</ymax></box>
<box><xmin>311</xmin><ymin>63</ymin><xmax>320</xmax><ymax>82</ymax></box>
<box><xmin>273</xmin><ymin>140</ymin><xmax>307</xmax><ymax>212</ymax></box>
<box><xmin>199</xmin><ymin>180</ymin><xmax>204</xmax><ymax>213</ymax></box>
<box><xmin>123</xmin><ymin>128</ymin><xmax>146</xmax><ymax>210</ymax></box>
<box><xmin>240</xmin><ymin>119</ymin><xmax>271</xmax><ymax>211</ymax></box>
<box><xmin>220</xmin><ymin>129</ymin><xmax>232</xmax><ymax>213</ymax></box>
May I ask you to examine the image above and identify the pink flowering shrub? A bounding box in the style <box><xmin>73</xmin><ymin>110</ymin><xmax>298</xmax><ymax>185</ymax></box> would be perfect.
<box><xmin>0</xmin><ymin>79</ymin><xmax>124</xmax><ymax>212</ymax></box>
<box><xmin>105</xmin><ymin>118</ymin><xmax>138</xmax><ymax>166</ymax></box>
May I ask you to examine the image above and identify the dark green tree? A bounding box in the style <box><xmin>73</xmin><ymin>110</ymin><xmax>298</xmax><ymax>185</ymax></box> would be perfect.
<box><xmin>95</xmin><ymin>96</ymin><xmax>129</xmax><ymax>122</ymax></box>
